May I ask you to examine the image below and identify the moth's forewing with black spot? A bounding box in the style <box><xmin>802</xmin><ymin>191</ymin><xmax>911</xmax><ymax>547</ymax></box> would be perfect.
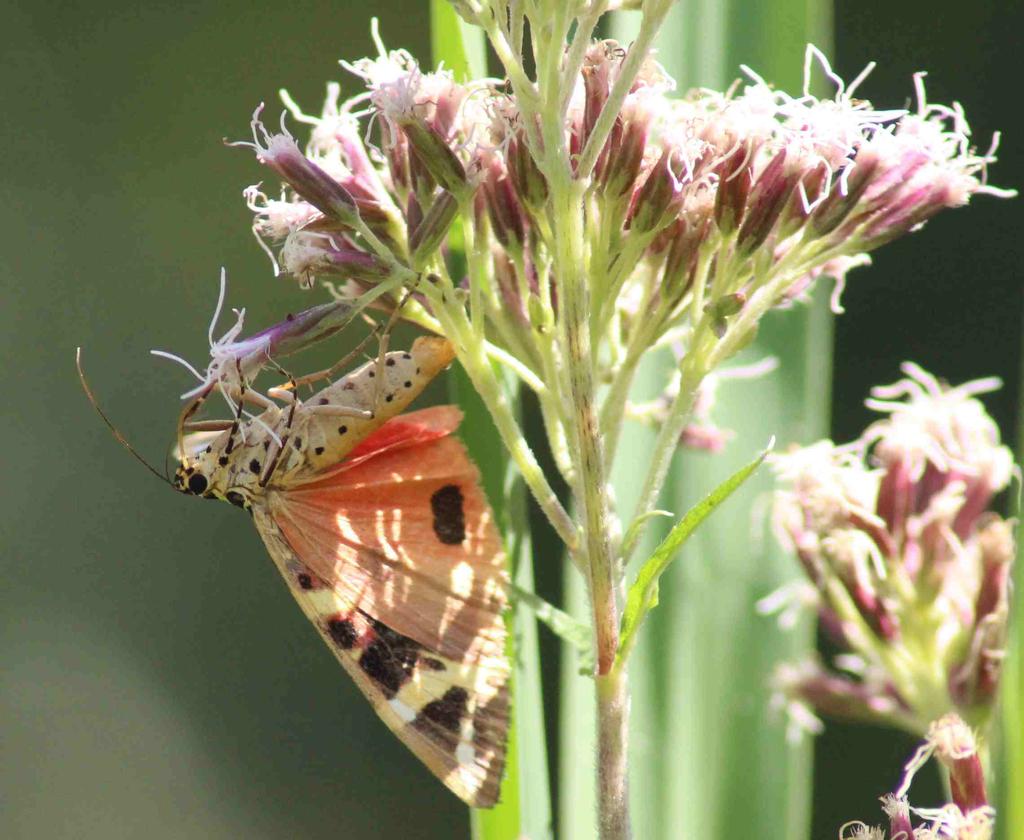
<box><xmin>173</xmin><ymin>338</ymin><xmax>509</xmax><ymax>807</ymax></box>
<box><xmin>254</xmin><ymin>407</ymin><xmax>509</xmax><ymax>806</ymax></box>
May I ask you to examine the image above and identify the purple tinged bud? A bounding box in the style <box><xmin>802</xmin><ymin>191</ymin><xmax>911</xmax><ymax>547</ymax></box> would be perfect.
<box><xmin>493</xmin><ymin>251</ymin><xmax>528</xmax><ymax>327</ymax></box>
<box><xmin>874</xmin><ymin>455</ymin><xmax>916</xmax><ymax>543</ymax></box>
<box><xmin>881</xmin><ymin>795</ymin><xmax>914</xmax><ymax>840</ymax></box>
<box><xmin>974</xmin><ymin>517</ymin><xmax>1013</xmax><ymax>621</ymax></box>
<box><xmin>859</xmin><ymin>184</ymin><xmax>946</xmax><ymax>249</ymax></box>
<box><xmin>949</xmin><ymin>611</ymin><xmax>1007</xmax><ymax>707</ymax></box>
<box><xmin>253</xmin><ymin>132</ymin><xmax>362</xmax><ymax>229</ymax></box>
<box><xmin>581</xmin><ymin>41</ymin><xmax>615</xmax><ymax>160</ymax></box>
<box><xmin>953</xmin><ymin>475</ymin><xmax>1001</xmax><ymax>541</ymax></box>
<box><xmin>811</xmin><ymin>155</ymin><xmax>881</xmax><ymax>237</ymax></box>
<box><xmin>400</xmin><ymin>118</ymin><xmax>469</xmax><ymax>199</ymax></box>
<box><xmin>776</xmin><ymin>161</ymin><xmax>830</xmax><ymax>240</ymax></box>
<box><xmin>281</xmin><ymin>233</ymin><xmax>391</xmax><ymax>285</ymax></box>
<box><xmin>320</xmin><ymin>247</ymin><xmax>392</xmax><ymax>282</ymax></box>
<box><xmin>210</xmin><ymin>300</ymin><xmax>354</xmax><ymax>387</ymax></box>
<box><xmin>386</xmin><ymin>131</ymin><xmax>412</xmax><ymax>195</ymax></box>
<box><xmin>507</xmin><ymin>132</ymin><xmax>549</xmax><ymax>212</ymax></box>
<box><xmin>782</xmin><ymin>661</ymin><xmax>908</xmax><ymax>727</ymax></box>
<box><xmin>601</xmin><ymin>117</ymin><xmax>648</xmax><ymax>202</ymax></box>
<box><xmin>660</xmin><ymin>218</ymin><xmax>708</xmax><ymax>304</ymax></box>
<box><xmin>409</xmin><ymin>190</ymin><xmax>459</xmax><ymax>269</ymax></box>
<box><xmin>482</xmin><ymin>159</ymin><xmax>526</xmax><ymax>250</ymax></box>
<box><xmin>736</xmin><ymin>149</ymin><xmax>799</xmax><ymax>256</ymax></box>
<box><xmin>244</xmin><ymin>300</ymin><xmax>353</xmax><ymax>358</ymax></box>
<box><xmin>628</xmin><ymin>149</ymin><xmax>686</xmax><ymax>236</ymax></box>
<box><xmin>928</xmin><ymin>715</ymin><xmax>988</xmax><ymax>813</ymax></box>
<box><xmin>713</xmin><ymin>143</ymin><xmax>753</xmax><ymax>235</ymax></box>
<box><xmin>405</xmin><ymin>193</ymin><xmax>424</xmax><ymax>242</ymax></box>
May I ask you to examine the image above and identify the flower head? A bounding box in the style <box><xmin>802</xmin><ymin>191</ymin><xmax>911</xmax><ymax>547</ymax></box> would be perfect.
<box><xmin>767</xmin><ymin>365</ymin><xmax>1015</xmax><ymax>737</ymax></box>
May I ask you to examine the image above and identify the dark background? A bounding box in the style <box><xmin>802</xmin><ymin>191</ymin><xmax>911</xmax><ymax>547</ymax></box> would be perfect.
<box><xmin>2</xmin><ymin>2</ymin><xmax>1019</xmax><ymax>838</ymax></box>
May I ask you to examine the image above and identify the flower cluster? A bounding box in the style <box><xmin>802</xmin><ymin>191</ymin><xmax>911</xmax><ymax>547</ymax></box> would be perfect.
<box><xmin>766</xmin><ymin>364</ymin><xmax>1015</xmax><ymax>738</ymax></box>
<box><xmin>237</xmin><ymin>41</ymin><xmax>1009</xmax><ymax>393</ymax></box>
<box><xmin>841</xmin><ymin>715</ymin><xmax>994</xmax><ymax>839</ymax></box>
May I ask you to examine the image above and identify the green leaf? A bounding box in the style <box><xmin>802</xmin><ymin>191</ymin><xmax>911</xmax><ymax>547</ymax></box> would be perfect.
<box><xmin>617</xmin><ymin>442</ymin><xmax>771</xmax><ymax>665</ymax></box>
<box><xmin>512</xmin><ymin>582</ymin><xmax>593</xmax><ymax>670</ymax></box>
<box><xmin>430</xmin><ymin>1</ymin><xmax>487</xmax><ymax>79</ymax></box>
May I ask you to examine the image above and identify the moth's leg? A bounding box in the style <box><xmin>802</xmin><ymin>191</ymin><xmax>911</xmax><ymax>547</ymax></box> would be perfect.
<box><xmin>222</xmin><ymin>360</ymin><xmax>249</xmax><ymax>453</ymax></box>
<box><xmin>270</xmin><ymin>322</ymin><xmax>382</xmax><ymax>394</ymax></box>
<box><xmin>183</xmin><ymin>419</ymin><xmax>234</xmax><ymax>432</ymax></box>
<box><xmin>368</xmin><ymin>283</ymin><xmax>416</xmax><ymax>409</ymax></box>
<box><xmin>176</xmin><ymin>383</ymin><xmax>214</xmax><ymax>467</ymax></box>
<box><xmin>238</xmin><ymin>388</ymin><xmax>279</xmax><ymax>412</ymax></box>
<box><xmin>259</xmin><ymin>370</ymin><xmax>301</xmax><ymax>487</ymax></box>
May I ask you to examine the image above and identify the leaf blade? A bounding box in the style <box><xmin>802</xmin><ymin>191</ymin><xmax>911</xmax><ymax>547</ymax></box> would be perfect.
<box><xmin>617</xmin><ymin>442</ymin><xmax>771</xmax><ymax>665</ymax></box>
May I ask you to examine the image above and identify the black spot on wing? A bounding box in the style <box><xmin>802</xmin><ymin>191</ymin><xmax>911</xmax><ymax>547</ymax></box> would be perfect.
<box><xmin>358</xmin><ymin>618</ymin><xmax>421</xmax><ymax>698</ymax></box>
<box><xmin>414</xmin><ymin>686</ymin><xmax>469</xmax><ymax>737</ymax></box>
<box><xmin>431</xmin><ymin>484</ymin><xmax>466</xmax><ymax>544</ymax></box>
<box><xmin>326</xmin><ymin>616</ymin><xmax>359</xmax><ymax>649</ymax></box>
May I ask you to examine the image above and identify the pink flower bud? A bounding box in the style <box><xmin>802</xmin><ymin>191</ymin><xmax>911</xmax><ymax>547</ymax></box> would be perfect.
<box><xmin>280</xmin><ymin>232</ymin><xmax>390</xmax><ymax>287</ymax></box>
<box><xmin>628</xmin><ymin>148</ymin><xmax>688</xmax><ymax>236</ymax></box>
<box><xmin>712</xmin><ymin>142</ymin><xmax>753</xmax><ymax>235</ymax></box>
<box><xmin>600</xmin><ymin>113</ymin><xmax>649</xmax><ymax>203</ymax></box>
<box><xmin>880</xmin><ymin>795</ymin><xmax>914</xmax><ymax>840</ymax></box>
<box><xmin>507</xmin><ymin>130</ymin><xmax>549</xmax><ymax>212</ymax></box>
<box><xmin>974</xmin><ymin>517</ymin><xmax>1013</xmax><ymax>621</ymax></box>
<box><xmin>409</xmin><ymin>190</ymin><xmax>459</xmax><ymax>269</ymax></box>
<box><xmin>736</xmin><ymin>149</ymin><xmax>800</xmax><ymax>255</ymax></box>
<box><xmin>660</xmin><ymin>217</ymin><xmax>709</xmax><ymax>304</ymax></box>
<box><xmin>241</xmin><ymin>115</ymin><xmax>362</xmax><ymax>230</ymax></box>
<box><xmin>401</xmin><ymin>118</ymin><xmax>469</xmax><ymax>199</ymax></box>
<box><xmin>481</xmin><ymin>156</ymin><xmax>526</xmax><ymax>250</ymax></box>
<box><xmin>928</xmin><ymin>715</ymin><xmax>988</xmax><ymax>812</ymax></box>
<box><xmin>493</xmin><ymin>250</ymin><xmax>528</xmax><ymax>326</ymax></box>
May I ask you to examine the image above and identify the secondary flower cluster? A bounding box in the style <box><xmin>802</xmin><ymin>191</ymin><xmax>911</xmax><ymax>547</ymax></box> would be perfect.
<box><xmin>841</xmin><ymin>715</ymin><xmax>994</xmax><ymax>840</ymax></box>
<box><xmin>237</xmin><ymin>40</ymin><xmax>1009</xmax><ymax>381</ymax></box>
<box><xmin>767</xmin><ymin>364</ymin><xmax>1014</xmax><ymax>738</ymax></box>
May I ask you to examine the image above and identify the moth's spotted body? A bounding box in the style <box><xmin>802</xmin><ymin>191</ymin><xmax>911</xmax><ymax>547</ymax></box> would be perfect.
<box><xmin>172</xmin><ymin>336</ymin><xmax>509</xmax><ymax>807</ymax></box>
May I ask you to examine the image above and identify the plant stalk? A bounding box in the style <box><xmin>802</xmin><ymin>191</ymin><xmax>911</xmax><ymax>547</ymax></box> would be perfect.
<box><xmin>597</xmin><ymin>667</ymin><xmax>632</xmax><ymax>840</ymax></box>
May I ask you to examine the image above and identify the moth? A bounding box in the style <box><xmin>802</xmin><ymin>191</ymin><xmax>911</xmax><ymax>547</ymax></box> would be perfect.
<box><xmin>171</xmin><ymin>333</ymin><xmax>510</xmax><ymax>807</ymax></box>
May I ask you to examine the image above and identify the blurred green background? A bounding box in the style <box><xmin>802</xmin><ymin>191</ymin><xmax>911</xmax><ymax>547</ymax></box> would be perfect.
<box><xmin>2</xmin><ymin>2</ymin><xmax>1020</xmax><ymax>838</ymax></box>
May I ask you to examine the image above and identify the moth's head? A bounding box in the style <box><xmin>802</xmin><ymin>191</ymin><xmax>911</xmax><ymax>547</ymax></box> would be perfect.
<box><xmin>173</xmin><ymin>432</ymin><xmax>255</xmax><ymax>512</ymax></box>
<box><xmin>173</xmin><ymin>430</ymin><xmax>223</xmax><ymax>499</ymax></box>
<box><xmin>173</xmin><ymin>461</ymin><xmax>214</xmax><ymax>497</ymax></box>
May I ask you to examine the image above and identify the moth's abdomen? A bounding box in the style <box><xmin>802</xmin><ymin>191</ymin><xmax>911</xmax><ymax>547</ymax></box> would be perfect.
<box><xmin>287</xmin><ymin>336</ymin><xmax>455</xmax><ymax>477</ymax></box>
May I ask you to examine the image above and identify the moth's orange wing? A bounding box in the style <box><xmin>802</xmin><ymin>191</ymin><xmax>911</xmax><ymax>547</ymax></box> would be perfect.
<box><xmin>253</xmin><ymin>509</ymin><xmax>508</xmax><ymax>807</ymax></box>
<box><xmin>269</xmin><ymin>408</ymin><xmax>507</xmax><ymax>664</ymax></box>
<box><xmin>330</xmin><ymin>404</ymin><xmax>463</xmax><ymax>471</ymax></box>
<box><xmin>258</xmin><ymin>407</ymin><xmax>509</xmax><ymax>806</ymax></box>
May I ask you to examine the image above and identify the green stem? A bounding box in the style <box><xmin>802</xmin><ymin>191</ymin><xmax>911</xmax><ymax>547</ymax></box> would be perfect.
<box><xmin>432</xmin><ymin>295</ymin><xmax>580</xmax><ymax>551</ymax></box>
<box><xmin>623</xmin><ymin>356</ymin><xmax>705</xmax><ymax>559</ymax></box>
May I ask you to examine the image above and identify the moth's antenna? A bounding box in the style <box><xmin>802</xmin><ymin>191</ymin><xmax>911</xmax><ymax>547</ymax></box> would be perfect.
<box><xmin>76</xmin><ymin>348</ymin><xmax>172</xmax><ymax>486</ymax></box>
